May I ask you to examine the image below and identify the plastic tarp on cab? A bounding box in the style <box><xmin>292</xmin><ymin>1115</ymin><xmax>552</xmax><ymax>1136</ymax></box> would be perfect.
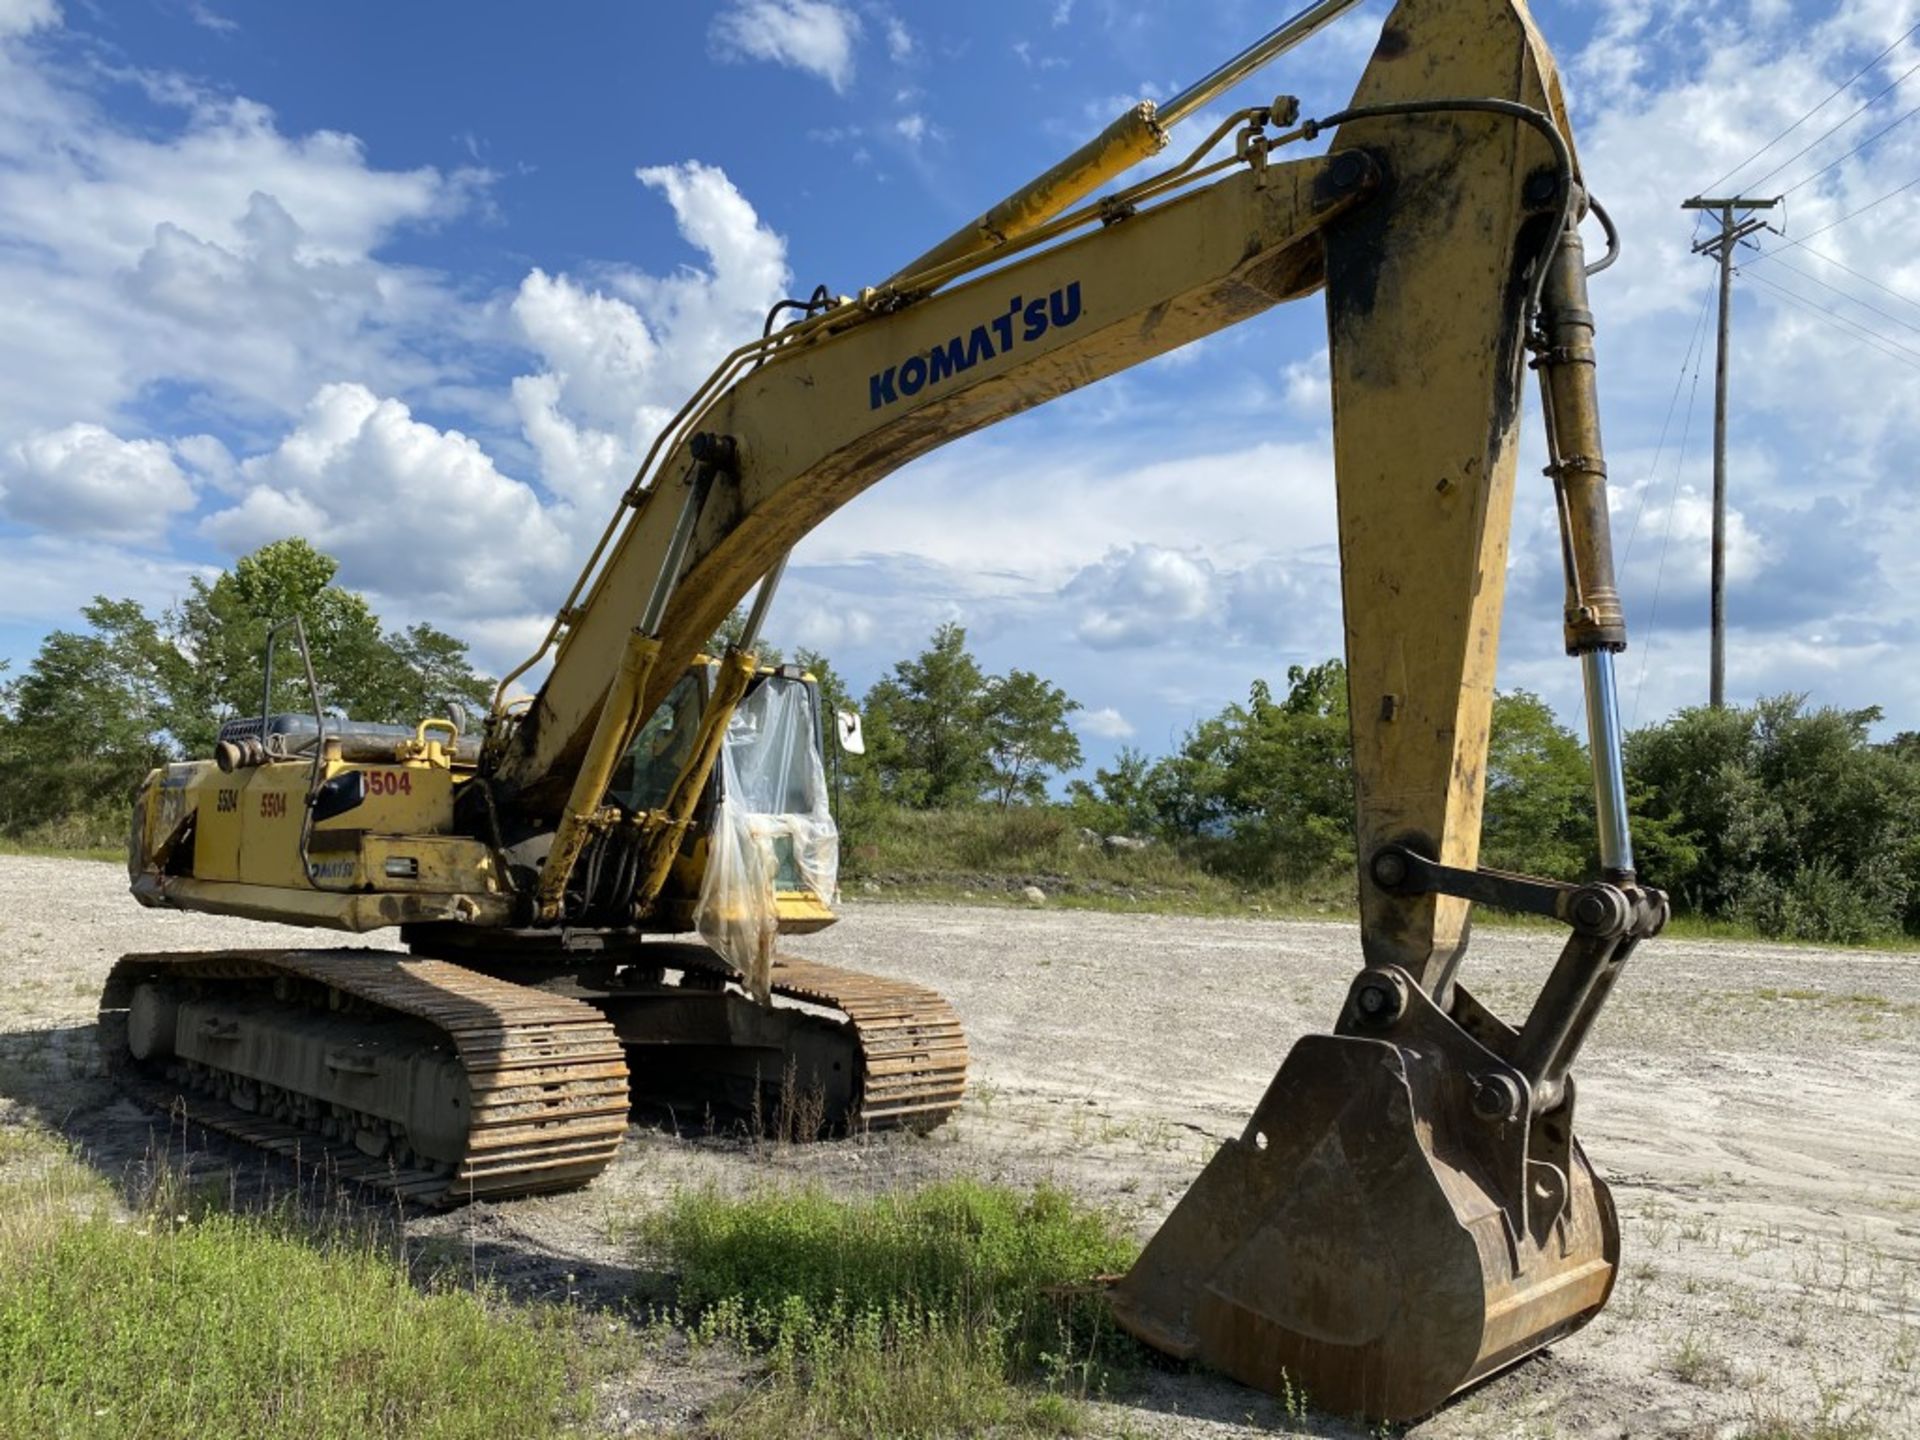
<box><xmin>694</xmin><ymin>678</ymin><xmax>838</xmax><ymax>1002</ymax></box>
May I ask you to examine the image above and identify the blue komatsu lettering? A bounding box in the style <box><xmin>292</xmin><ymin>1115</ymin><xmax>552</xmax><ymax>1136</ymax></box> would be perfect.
<box><xmin>927</xmin><ymin>334</ymin><xmax>971</xmax><ymax>385</ymax></box>
<box><xmin>866</xmin><ymin>284</ymin><xmax>1084</xmax><ymax>408</ymax></box>
<box><xmin>991</xmin><ymin>300</ymin><xmax>1016</xmax><ymax>351</ymax></box>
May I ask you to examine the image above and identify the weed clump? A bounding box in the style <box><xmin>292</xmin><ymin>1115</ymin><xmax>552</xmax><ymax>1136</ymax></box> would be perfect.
<box><xmin>0</xmin><ymin>1133</ymin><xmax>594</xmax><ymax>1440</ymax></box>
<box><xmin>645</xmin><ymin>1178</ymin><xmax>1140</xmax><ymax>1437</ymax></box>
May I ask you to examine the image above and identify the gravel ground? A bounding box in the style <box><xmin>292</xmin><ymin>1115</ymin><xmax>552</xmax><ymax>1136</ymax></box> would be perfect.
<box><xmin>3</xmin><ymin>854</ymin><xmax>1917</xmax><ymax>1437</ymax></box>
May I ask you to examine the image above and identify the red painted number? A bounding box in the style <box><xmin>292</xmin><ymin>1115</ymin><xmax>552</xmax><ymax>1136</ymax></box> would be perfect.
<box><xmin>367</xmin><ymin>770</ymin><xmax>414</xmax><ymax>797</ymax></box>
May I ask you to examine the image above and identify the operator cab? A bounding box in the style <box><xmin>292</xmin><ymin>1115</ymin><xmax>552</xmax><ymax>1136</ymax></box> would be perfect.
<box><xmin>610</xmin><ymin>659</ymin><xmax>840</xmax><ymax>925</ymax></box>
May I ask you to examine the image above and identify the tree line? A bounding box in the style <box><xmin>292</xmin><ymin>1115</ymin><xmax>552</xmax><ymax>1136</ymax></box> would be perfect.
<box><xmin>0</xmin><ymin>540</ymin><xmax>490</xmax><ymax>844</ymax></box>
<box><xmin>807</xmin><ymin>625</ymin><xmax>1920</xmax><ymax>945</ymax></box>
<box><xmin>5</xmin><ymin>540</ymin><xmax>1919</xmax><ymax>943</ymax></box>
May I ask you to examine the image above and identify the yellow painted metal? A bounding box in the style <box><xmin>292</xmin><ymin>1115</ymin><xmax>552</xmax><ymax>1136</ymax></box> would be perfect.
<box><xmin>495</xmin><ymin>152</ymin><xmax>1368</xmax><ymax>819</ymax></box>
<box><xmin>886</xmin><ymin>103</ymin><xmax>1166</xmax><ymax>287</ymax></box>
<box><xmin>534</xmin><ymin>629</ymin><xmax>664</xmax><ymax>921</ymax></box>
<box><xmin>131</xmin><ymin>872</ymin><xmax>512</xmax><ymax>932</ymax></box>
<box><xmin>1326</xmin><ymin>0</ymin><xmax>1572</xmax><ymax>996</ymax></box>
<box><xmin>128</xmin><ymin>751</ymin><xmax>496</xmax><ymax>928</ymax></box>
<box><xmin>119</xmin><ymin>14</ymin><xmax>1647</xmax><ymax>1411</ymax></box>
<box><xmin>629</xmin><ymin>647</ymin><xmax>757</xmax><ymax>914</ymax></box>
<box><xmin>1107</xmin><ymin>0</ymin><xmax>1627</xmax><ymax>1419</ymax></box>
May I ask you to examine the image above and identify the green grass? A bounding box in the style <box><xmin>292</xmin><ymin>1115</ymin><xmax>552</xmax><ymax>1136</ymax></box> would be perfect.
<box><xmin>1747</xmin><ymin>987</ymin><xmax>1920</xmax><ymax>1018</ymax></box>
<box><xmin>0</xmin><ymin>805</ymin><xmax>127</xmax><ymax>861</ymax></box>
<box><xmin>641</xmin><ymin>1179</ymin><xmax>1141</xmax><ymax>1439</ymax></box>
<box><xmin>839</xmin><ymin>805</ymin><xmax>1920</xmax><ymax>950</ymax></box>
<box><xmin>841</xmin><ymin>805</ymin><xmax>1350</xmax><ymax>919</ymax></box>
<box><xmin>1740</xmin><ymin>1414</ymin><xmax>1883</xmax><ymax>1440</ymax></box>
<box><xmin>0</xmin><ymin>1130</ymin><xmax>606</xmax><ymax>1440</ymax></box>
<box><xmin>0</xmin><ymin>838</ymin><xmax>123</xmax><ymax>863</ymax></box>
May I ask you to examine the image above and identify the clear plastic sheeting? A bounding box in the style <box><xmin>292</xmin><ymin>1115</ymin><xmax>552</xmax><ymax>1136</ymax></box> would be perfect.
<box><xmin>694</xmin><ymin>677</ymin><xmax>838</xmax><ymax>1003</ymax></box>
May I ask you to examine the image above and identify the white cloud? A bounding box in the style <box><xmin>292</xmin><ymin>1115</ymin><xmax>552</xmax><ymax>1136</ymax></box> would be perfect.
<box><xmin>0</xmin><ymin>11</ymin><xmax>490</xmax><ymax>437</ymax></box>
<box><xmin>2</xmin><ymin>423</ymin><xmax>196</xmax><ymax>542</ymax></box>
<box><xmin>508</xmin><ymin>162</ymin><xmax>790</xmax><ymax>519</ymax></box>
<box><xmin>0</xmin><ymin>0</ymin><xmax>55</xmax><ymax>39</ymax></box>
<box><xmin>894</xmin><ymin>112</ymin><xmax>928</xmax><ymax>144</ymax></box>
<box><xmin>187</xmin><ymin>1</ymin><xmax>237</xmax><ymax>34</ymax></box>
<box><xmin>710</xmin><ymin>0</ymin><xmax>862</xmax><ymax>93</ymax></box>
<box><xmin>0</xmin><ymin>532</ymin><xmax>212</xmax><ymax>623</ymax></box>
<box><xmin>172</xmin><ymin>433</ymin><xmax>240</xmax><ymax>494</ymax></box>
<box><xmin>884</xmin><ymin>16</ymin><xmax>913</xmax><ymax>62</ymax></box>
<box><xmin>1279</xmin><ymin>346</ymin><xmax>1330</xmax><ymax>419</ymax></box>
<box><xmin>1066</xmin><ymin>544</ymin><xmax>1214</xmax><ymax>648</ymax></box>
<box><xmin>203</xmin><ymin>384</ymin><xmax>568</xmax><ymax>615</ymax></box>
<box><xmin>1077</xmin><ymin>705</ymin><xmax>1134</xmax><ymax>738</ymax></box>
<box><xmin>804</xmin><ymin>435</ymin><xmax>1334</xmax><ymax>592</ymax></box>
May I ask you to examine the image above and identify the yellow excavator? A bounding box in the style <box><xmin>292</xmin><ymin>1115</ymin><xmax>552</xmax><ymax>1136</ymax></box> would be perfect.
<box><xmin>111</xmin><ymin>0</ymin><xmax>1667</xmax><ymax>1419</ymax></box>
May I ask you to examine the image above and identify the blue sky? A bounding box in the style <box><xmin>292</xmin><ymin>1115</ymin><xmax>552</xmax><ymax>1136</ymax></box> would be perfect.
<box><xmin>2</xmin><ymin>0</ymin><xmax>1918</xmax><ymax>775</ymax></box>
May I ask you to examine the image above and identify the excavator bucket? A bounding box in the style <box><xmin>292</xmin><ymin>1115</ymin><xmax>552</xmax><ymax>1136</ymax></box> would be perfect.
<box><xmin>1111</xmin><ymin>967</ymin><xmax>1620</xmax><ymax>1422</ymax></box>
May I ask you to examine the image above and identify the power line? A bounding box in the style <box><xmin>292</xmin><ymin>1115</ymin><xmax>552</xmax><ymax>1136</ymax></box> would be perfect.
<box><xmin>1777</xmin><ymin>94</ymin><xmax>1920</xmax><ymax>198</ymax></box>
<box><xmin>1748</xmin><ymin>248</ymin><xmax>1920</xmax><ymax>339</ymax></box>
<box><xmin>1749</xmin><ymin>56</ymin><xmax>1920</xmax><ymax>192</ymax></box>
<box><xmin>1753</xmin><ymin>237</ymin><xmax>1920</xmax><ymax>316</ymax></box>
<box><xmin>1621</xmin><ymin>280</ymin><xmax>1716</xmax><ymax>575</ymax></box>
<box><xmin>1681</xmin><ymin>196</ymin><xmax>1780</xmax><ymax>708</ymax></box>
<box><xmin>1791</xmin><ymin>169</ymin><xmax>1920</xmax><ymax>243</ymax></box>
<box><xmin>1632</xmin><ymin>314</ymin><xmax>1711</xmax><ymax>728</ymax></box>
<box><xmin>1703</xmin><ymin>19</ymin><xmax>1920</xmax><ymax>194</ymax></box>
<box><xmin>1742</xmin><ymin>267</ymin><xmax>1920</xmax><ymax>370</ymax></box>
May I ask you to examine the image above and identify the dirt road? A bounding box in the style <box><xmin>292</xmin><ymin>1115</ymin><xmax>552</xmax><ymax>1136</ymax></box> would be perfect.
<box><xmin>3</xmin><ymin>855</ymin><xmax>1915</xmax><ymax>1437</ymax></box>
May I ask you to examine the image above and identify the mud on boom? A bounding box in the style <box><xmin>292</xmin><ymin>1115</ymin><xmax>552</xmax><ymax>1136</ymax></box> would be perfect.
<box><xmin>114</xmin><ymin>0</ymin><xmax>1665</xmax><ymax>1420</ymax></box>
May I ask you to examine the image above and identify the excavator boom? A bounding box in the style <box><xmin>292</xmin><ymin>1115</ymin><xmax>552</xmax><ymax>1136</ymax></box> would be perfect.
<box><xmin>114</xmin><ymin>1</ymin><xmax>1664</xmax><ymax>1418</ymax></box>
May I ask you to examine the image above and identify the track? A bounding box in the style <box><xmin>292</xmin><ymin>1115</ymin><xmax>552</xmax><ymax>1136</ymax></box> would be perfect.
<box><xmin>99</xmin><ymin>949</ymin><xmax>629</xmax><ymax>1205</ymax></box>
<box><xmin>655</xmin><ymin>944</ymin><xmax>970</xmax><ymax>1129</ymax></box>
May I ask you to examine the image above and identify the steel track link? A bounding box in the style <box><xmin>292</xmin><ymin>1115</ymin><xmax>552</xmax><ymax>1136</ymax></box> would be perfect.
<box><xmin>100</xmin><ymin>948</ymin><xmax>630</xmax><ymax>1206</ymax></box>
<box><xmin>660</xmin><ymin>946</ymin><xmax>968</xmax><ymax>1129</ymax></box>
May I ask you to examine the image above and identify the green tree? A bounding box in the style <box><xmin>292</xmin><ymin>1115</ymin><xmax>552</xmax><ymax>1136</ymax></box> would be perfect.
<box><xmin>861</xmin><ymin>623</ymin><xmax>992</xmax><ymax>809</ymax></box>
<box><xmin>1627</xmin><ymin>695</ymin><xmax>1920</xmax><ymax>940</ymax></box>
<box><xmin>0</xmin><ymin>599</ymin><xmax>189</xmax><ymax>834</ymax></box>
<box><xmin>1066</xmin><ymin>746</ymin><xmax>1157</xmax><ymax>836</ymax></box>
<box><xmin>0</xmin><ymin>540</ymin><xmax>495</xmax><ymax>840</ymax></box>
<box><xmin>1141</xmin><ymin>662</ymin><xmax>1354</xmax><ymax>883</ymax></box>
<box><xmin>166</xmin><ymin>541</ymin><xmax>491</xmax><ymax>756</ymax></box>
<box><xmin>709</xmin><ymin>605</ymin><xmax>785</xmax><ymax>667</ymax></box>
<box><xmin>982</xmin><ymin>669</ymin><xmax>1081</xmax><ymax>807</ymax></box>
<box><xmin>1481</xmin><ymin>690</ymin><xmax>1592</xmax><ymax>879</ymax></box>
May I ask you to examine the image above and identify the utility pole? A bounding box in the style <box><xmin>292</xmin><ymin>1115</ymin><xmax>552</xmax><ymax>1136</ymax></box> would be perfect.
<box><xmin>1681</xmin><ymin>194</ymin><xmax>1779</xmax><ymax>709</ymax></box>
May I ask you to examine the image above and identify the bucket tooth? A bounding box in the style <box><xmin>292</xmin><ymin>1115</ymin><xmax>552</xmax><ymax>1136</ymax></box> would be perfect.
<box><xmin>1111</xmin><ymin>975</ymin><xmax>1618</xmax><ymax>1422</ymax></box>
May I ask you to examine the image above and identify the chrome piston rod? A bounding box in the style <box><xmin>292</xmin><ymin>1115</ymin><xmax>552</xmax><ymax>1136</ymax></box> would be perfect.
<box><xmin>1581</xmin><ymin>649</ymin><xmax>1635</xmax><ymax>877</ymax></box>
<box><xmin>887</xmin><ymin>0</ymin><xmax>1367</xmax><ymax>286</ymax></box>
<box><xmin>1160</xmin><ymin>0</ymin><xmax>1371</xmax><ymax>126</ymax></box>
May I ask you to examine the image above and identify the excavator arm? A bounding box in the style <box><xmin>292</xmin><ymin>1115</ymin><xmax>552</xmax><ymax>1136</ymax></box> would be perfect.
<box><xmin>474</xmin><ymin>0</ymin><xmax>1661</xmax><ymax>1416</ymax></box>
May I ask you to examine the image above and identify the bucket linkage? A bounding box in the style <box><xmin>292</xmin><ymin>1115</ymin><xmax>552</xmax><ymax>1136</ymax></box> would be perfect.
<box><xmin>1112</xmin><ymin>852</ymin><xmax>1666</xmax><ymax>1421</ymax></box>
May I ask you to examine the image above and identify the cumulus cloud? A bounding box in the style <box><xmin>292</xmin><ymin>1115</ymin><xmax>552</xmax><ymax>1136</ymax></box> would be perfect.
<box><xmin>1061</xmin><ymin>541</ymin><xmax>1340</xmax><ymax>654</ymax></box>
<box><xmin>0</xmin><ymin>0</ymin><xmax>56</xmax><ymax>39</ymax></box>
<box><xmin>510</xmin><ymin>162</ymin><xmax>790</xmax><ymax>518</ymax></box>
<box><xmin>1065</xmin><ymin>544</ymin><xmax>1215</xmax><ymax>648</ymax></box>
<box><xmin>203</xmin><ymin>384</ymin><xmax>568</xmax><ymax>614</ymax></box>
<box><xmin>709</xmin><ymin>0</ymin><xmax>862</xmax><ymax>93</ymax></box>
<box><xmin>2</xmin><ymin>423</ymin><xmax>197</xmax><ymax>542</ymax></box>
<box><xmin>0</xmin><ymin>9</ymin><xmax>489</xmax><ymax>435</ymax></box>
<box><xmin>883</xmin><ymin>16</ymin><xmax>913</xmax><ymax>63</ymax></box>
<box><xmin>1077</xmin><ymin>705</ymin><xmax>1134</xmax><ymax>738</ymax></box>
